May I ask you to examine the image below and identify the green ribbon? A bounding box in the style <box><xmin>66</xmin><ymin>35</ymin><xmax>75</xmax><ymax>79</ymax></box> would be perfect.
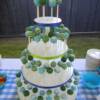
<box><xmin>32</xmin><ymin>53</ymin><xmax>64</xmax><ymax>60</ymax></box>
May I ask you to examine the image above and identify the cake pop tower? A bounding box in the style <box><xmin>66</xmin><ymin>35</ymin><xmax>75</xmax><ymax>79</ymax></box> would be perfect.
<box><xmin>17</xmin><ymin>1</ymin><xmax>80</xmax><ymax>100</ymax></box>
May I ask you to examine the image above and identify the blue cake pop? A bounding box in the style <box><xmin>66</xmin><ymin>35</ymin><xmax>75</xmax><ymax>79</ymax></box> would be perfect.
<box><xmin>33</xmin><ymin>0</ymin><xmax>40</xmax><ymax>6</ymax></box>
<box><xmin>49</xmin><ymin>0</ymin><xmax>57</xmax><ymax>7</ymax></box>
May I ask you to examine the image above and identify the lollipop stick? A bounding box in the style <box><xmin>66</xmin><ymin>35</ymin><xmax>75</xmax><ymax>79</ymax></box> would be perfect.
<box><xmin>45</xmin><ymin>27</ymin><xmax>50</xmax><ymax>35</ymax></box>
<box><xmin>51</xmin><ymin>7</ymin><xmax>53</xmax><ymax>16</ymax></box>
<box><xmin>37</xmin><ymin>7</ymin><xmax>39</xmax><ymax>17</ymax></box>
<box><xmin>28</xmin><ymin>37</ymin><xmax>31</xmax><ymax>44</ymax></box>
<box><xmin>43</xmin><ymin>6</ymin><xmax>45</xmax><ymax>17</ymax></box>
<box><xmin>57</xmin><ymin>5</ymin><xmax>59</xmax><ymax>17</ymax></box>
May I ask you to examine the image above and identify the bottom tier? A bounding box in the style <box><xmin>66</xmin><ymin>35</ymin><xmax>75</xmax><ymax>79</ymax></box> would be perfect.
<box><xmin>16</xmin><ymin>70</ymin><xmax>79</xmax><ymax>100</ymax></box>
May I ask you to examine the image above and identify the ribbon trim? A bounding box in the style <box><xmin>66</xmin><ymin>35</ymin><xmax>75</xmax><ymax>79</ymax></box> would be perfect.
<box><xmin>32</xmin><ymin>53</ymin><xmax>64</xmax><ymax>60</ymax></box>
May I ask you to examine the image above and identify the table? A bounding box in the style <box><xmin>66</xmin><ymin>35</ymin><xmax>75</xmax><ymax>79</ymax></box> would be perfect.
<box><xmin>0</xmin><ymin>58</ymin><xmax>100</xmax><ymax>100</ymax></box>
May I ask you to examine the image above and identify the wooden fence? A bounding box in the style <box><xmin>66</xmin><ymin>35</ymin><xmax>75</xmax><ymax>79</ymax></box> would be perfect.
<box><xmin>0</xmin><ymin>0</ymin><xmax>100</xmax><ymax>36</ymax></box>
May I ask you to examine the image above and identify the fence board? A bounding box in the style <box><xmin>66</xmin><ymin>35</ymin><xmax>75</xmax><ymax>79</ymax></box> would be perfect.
<box><xmin>94</xmin><ymin>0</ymin><xmax>100</xmax><ymax>31</ymax></box>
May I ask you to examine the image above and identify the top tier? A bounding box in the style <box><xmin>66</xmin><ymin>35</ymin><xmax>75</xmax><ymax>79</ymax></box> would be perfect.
<box><xmin>34</xmin><ymin>17</ymin><xmax>62</xmax><ymax>26</ymax></box>
<box><xmin>33</xmin><ymin>0</ymin><xmax>62</xmax><ymax>26</ymax></box>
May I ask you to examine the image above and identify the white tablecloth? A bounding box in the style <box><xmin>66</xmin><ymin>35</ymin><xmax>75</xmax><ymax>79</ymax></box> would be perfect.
<box><xmin>0</xmin><ymin>58</ymin><xmax>86</xmax><ymax>70</ymax></box>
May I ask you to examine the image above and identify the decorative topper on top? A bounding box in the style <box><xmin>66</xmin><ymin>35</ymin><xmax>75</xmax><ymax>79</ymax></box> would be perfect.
<box><xmin>33</xmin><ymin>0</ymin><xmax>62</xmax><ymax>18</ymax></box>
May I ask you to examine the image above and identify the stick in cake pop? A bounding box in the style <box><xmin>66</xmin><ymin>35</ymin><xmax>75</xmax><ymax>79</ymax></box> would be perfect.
<box><xmin>33</xmin><ymin>0</ymin><xmax>40</xmax><ymax>17</ymax></box>
<box><xmin>37</xmin><ymin>7</ymin><xmax>39</xmax><ymax>17</ymax></box>
<box><xmin>51</xmin><ymin>7</ymin><xmax>53</xmax><ymax>16</ymax></box>
<box><xmin>40</xmin><ymin>0</ymin><xmax>48</xmax><ymax>17</ymax></box>
<box><xmin>43</xmin><ymin>6</ymin><xmax>45</xmax><ymax>17</ymax></box>
<box><xmin>57</xmin><ymin>5</ymin><xmax>59</xmax><ymax>17</ymax></box>
<box><xmin>49</xmin><ymin>0</ymin><xmax>57</xmax><ymax>16</ymax></box>
<box><xmin>56</xmin><ymin>0</ymin><xmax>62</xmax><ymax>17</ymax></box>
<box><xmin>28</xmin><ymin>38</ymin><xmax>31</xmax><ymax>44</ymax></box>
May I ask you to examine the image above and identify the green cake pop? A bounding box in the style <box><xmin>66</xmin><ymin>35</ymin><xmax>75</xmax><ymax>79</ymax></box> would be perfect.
<box><xmin>42</xmin><ymin>35</ymin><xmax>49</xmax><ymax>43</ymax></box>
<box><xmin>40</xmin><ymin>0</ymin><xmax>48</xmax><ymax>6</ymax></box>
<box><xmin>16</xmin><ymin>72</ymin><xmax>21</xmax><ymax>78</ymax></box>
<box><xmin>47</xmin><ymin>90</ymin><xmax>52</xmax><ymax>95</ymax></box>
<box><xmin>23</xmin><ymin>90</ymin><xmax>30</xmax><ymax>96</ymax></box>
<box><xmin>16</xmin><ymin>80</ymin><xmax>22</xmax><ymax>87</ymax></box>
<box><xmin>50</xmin><ymin>61</ymin><xmax>56</xmax><ymax>67</ymax></box>
<box><xmin>67</xmin><ymin>89</ymin><xmax>74</xmax><ymax>95</ymax></box>
<box><xmin>54</xmin><ymin>95</ymin><xmax>60</xmax><ymax>100</ymax></box>
<box><xmin>20</xmin><ymin>56</ymin><xmax>28</xmax><ymax>64</ymax></box>
<box><xmin>60</xmin><ymin>85</ymin><xmax>66</xmax><ymax>91</ymax></box>
<box><xmin>25</xmin><ymin>31</ymin><xmax>34</xmax><ymax>38</ymax></box>
<box><xmin>32</xmin><ymin>87</ymin><xmax>38</xmax><ymax>93</ymax></box>
<box><xmin>50</xmin><ymin>36</ymin><xmax>57</xmax><ymax>43</ymax></box>
<box><xmin>37</xmin><ymin>96</ymin><xmax>43</xmax><ymax>100</ymax></box>
<box><xmin>68</xmin><ymin>54</ymin><xmax>75</xmax><ymax>62</ymax></box>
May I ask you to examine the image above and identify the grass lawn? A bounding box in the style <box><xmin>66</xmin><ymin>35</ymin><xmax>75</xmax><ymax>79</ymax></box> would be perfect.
<box><xmin>0</xmin><ymin>36</ymin><xmax>100</xmax><ymax>58</ymax></box>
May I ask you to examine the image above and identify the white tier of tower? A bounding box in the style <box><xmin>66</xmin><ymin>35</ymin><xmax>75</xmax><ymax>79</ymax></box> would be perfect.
<box><xmin>22</xmin><ymin>40</ymin><xmax>73</xmax><ymax>87</ymax></box>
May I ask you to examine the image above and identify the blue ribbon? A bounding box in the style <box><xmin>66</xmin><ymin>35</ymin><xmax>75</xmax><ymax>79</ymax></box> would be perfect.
<box><xmin>35</xmin><ymin>22</ymin><xmax>62</xmax><ymax>27</ymax></box>
<box><xmin>21</xmin><ymin>71</ymin><xmax>73</xmax><ymax>89</ymax></box>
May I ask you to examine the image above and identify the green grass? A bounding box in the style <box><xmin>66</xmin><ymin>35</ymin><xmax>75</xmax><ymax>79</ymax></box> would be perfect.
<box><xmin>0</xmin><ymin>38</ymin><xmax>27</xmax><ymax>58</ymax></box>
<box><xmin>0</xmin><ymin>36</ymin><xmax>100</xmax><ymax>58</ymax></box>
<box><xmin>68</xmin><ymin>36</ymin><xmax>100</xmax><ymax>58</ymax></box>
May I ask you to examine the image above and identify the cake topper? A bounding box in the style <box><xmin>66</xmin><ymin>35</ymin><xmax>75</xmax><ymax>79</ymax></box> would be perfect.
<box><xmin>33</xmin><ymin>0</ymin><xmax>62</xmax><ymax>26</ymax></box>
<box><xmin>33</xmin><ymin>0</ymin><xmax>62</xmax><ymax>17</ymax></box>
